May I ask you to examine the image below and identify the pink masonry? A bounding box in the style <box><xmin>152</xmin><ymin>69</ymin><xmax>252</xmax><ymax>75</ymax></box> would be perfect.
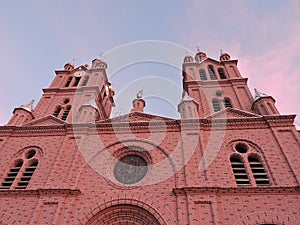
<box><xmin>0</xmin><ymin>51</ymin><xmax>299</xmax><ymax>225</ymax></box>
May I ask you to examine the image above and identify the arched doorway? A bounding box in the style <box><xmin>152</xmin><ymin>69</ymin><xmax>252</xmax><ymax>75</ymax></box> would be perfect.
<box><xmin>86</xmin><ymin>204</ymin><xmax>162</xmax><ymax>225</ymax></box>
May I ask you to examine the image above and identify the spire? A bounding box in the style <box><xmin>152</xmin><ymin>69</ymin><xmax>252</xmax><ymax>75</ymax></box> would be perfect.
<box><xmin>64</xmin><ymin>58</ymin><xmax>75</xmax><ymax>70</ymax></box>
<box><xmin>178</xmin><ymin>92</ymin><xmax>198</xmax><ymax>119</ymax></box>
<box><xmin>68</xmin><ymin>58</ymin><xmax>75</xmax><ymax>67</ymax></box>
<box><xmin>180</xmin><ymin>91</ymin><xmax>194</xmax><ymax>103</ymax></box>
<box><xmin>253</xmin><ymin>88</ymin><xmax>269</xmax><ymax>101</ymax></box>
<box><xmin>19</xmin><ymin>100</ymin><xmax>34</xmax><ymax>112</ymax></box>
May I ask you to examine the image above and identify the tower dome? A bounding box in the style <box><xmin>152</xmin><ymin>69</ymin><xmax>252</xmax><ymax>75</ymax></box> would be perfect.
<box><xmin>195</xmin><ymin>51</ymin><xmax>207</xmax><ymax>62</ymax></box>
<box><xmin>183</xmin><ymin>55</ymin><xmax>194</xmax><ymax>63</ymax></box>
<box><xmin>91</xmin><ymin>55</ymin><xmax>107</xmax><ymax>69</ymax></box>
<box><xmin>220</xmin><ymin>52</ymin><xmax>231</xmax><ymax>61</ymax></box>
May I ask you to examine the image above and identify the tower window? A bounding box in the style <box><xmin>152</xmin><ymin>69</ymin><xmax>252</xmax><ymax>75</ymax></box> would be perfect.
<box><xmin>208</xmin><ymin>65</ymin><xmax>217</xmax><ymax>80</ymax></box>
<box><xmin>230</xmin><ymin>156</ymin><xmax>250</xmax><ymax>186</ymax></box>
<box><xmin>53</xmin><ymin>106</ymin><xmax>62</xmax><ymax>117</ymax></box>
<box><xmin>61</xmin><ymin>106</ymin><xmax>71</xmax><ymax>121</ymax></box>
<box><xmin>81</xmin><ymin>75</ymin><xmax>90</xmax><ymax>86</ymax></box>
<box><xmin>224</xmin><ymin>98</ymin><xmax>233</xmax><ymax>108</ymax></box>
<box><xmin>73</xmin><ymin>77</ymin><xmax>81</xmax><ymax>87</ymax></box>
<box><xmin>248</xmin><ymin>156</ymin><xmax>270</xmax><ymax>186</ymax></box>
<box><xmin>218</xmin><ymin>68</ymin><xmax>227</xmax><ymax>79</ymax></box>
<box><xmin>65</xmin><ymin>77</ymin><xmax>72</xmax><ymax>87</ymax></box>
<box><xmin>212</xmin><ymin>99</ymin><xmax>221</xmax><ymax>112</ymax></box>
<box><xmin>199</xmin><ymin>69</ymin><xmax>207</xmax><ymax>80</ymax></box>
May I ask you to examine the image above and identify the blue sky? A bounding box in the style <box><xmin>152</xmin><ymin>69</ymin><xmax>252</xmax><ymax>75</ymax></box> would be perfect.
<box><xmin>0</xmin><ymin>0</ymin><xmax>299</xmax><ymax>128</ymax></box>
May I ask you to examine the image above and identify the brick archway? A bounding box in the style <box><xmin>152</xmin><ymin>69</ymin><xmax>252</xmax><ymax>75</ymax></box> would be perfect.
<box><xmin>85</xmin><ymin>204</ymin><xmax>162</xmax><ymax>225</ymax></box>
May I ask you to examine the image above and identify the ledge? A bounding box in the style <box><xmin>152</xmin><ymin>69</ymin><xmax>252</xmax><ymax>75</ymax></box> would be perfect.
<box><xmin>173</xmin><ymin>186</ymin><xmax>300</xmax><ymax>196</ymax></box>
<box><xmin>0</xmin><ymin>188</ymin><xmax>81</xmax><ymax>197</ymax></box>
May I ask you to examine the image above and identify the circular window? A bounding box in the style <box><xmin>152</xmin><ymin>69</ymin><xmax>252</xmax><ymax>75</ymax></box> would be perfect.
<box><xmin>114</xmin><ymin>155</ymin><xmax>148</xmax><ymax>184</ymax></box>
<box><xmin>235</xmin><ymin>143</ymin><xmax>248</xmax><ymax>153</ymax></box>
<box><xmin>63</xmin><ymin>98</ymin><xmax>70</xmax><ymax>104</ymax></box>
<box><xmin>25</xmin><ymin>149</ymin><xmax>36</xmax><ymax>159</ymax></box>
<box><xmin>216</xmin><ymin>90</ymin><xmax>223</xmax><ymax>97</ymax></box>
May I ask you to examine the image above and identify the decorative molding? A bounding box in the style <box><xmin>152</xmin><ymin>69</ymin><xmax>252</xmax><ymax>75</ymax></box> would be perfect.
<box><xmin>0</xmin><ymin>189</ymin><xmax>81</xmax><ymax>197</ymax></box>
<box><xmin>173</xmin><ymin>186</ymin><xmax>300</xmax><ymax>196</ymax></box>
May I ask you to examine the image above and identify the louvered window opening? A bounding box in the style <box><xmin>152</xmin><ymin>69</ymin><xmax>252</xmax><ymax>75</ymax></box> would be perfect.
<box><xmin>212</xmin><ymin>99</ymin><xmax>221</xmax><ymax>112</ymax></box>
<box><xmin>16</xmin><ymin>161</ymin><xmax>38</xmax><ymax>189</ymax></box>
<box><xmin>230</xmin><ymin>157</ymin><xmax>250</xmax><ymax>186</ymax></box>
<box><xmin>249</xmin><ymin>157</ymin><xmax>270</xmax><ymax>185</ymax></box>
<box><xmin>53</xmin><ymin>107</ymin><xmax>62</xmax><ymax>117</ymax></box>
<box><xmin>199</xmin><ymin>69</ymin><xmax>207</xmax><ymax>80</ymax></box>
<box><xmin>208</xmin><ymin>66</ymin><xmax>217</xmax><ymax>80</ymax></box>
<box><xmin>0</xmin><ymin>161</ymin><xmax>23</xmax><ymax>189</ymax></box>
<box><xmin>224</xmin><ymin>99</ymin><xmax>233</xmax><ymax>108</ymax></box>
<box><xmin>81</xmin><ymin>76</ymin><xmax>89</xmax><ymax>86</ymax></box>
<box><xmin>61</xmin><ymin>107</ymin><xmax>71</xmax><ymax>121</ymax></box>
<box><xmin>65</xmin><ymin>77</ymin><xmax>72</xmax><ymax>87</ymax></box>
<box><xmin>73</xmin><ymin>77</ymin><xmax>81</xmax><ymax>87</ymax></box>
<box><xmin>218</xmin><ymin>68</ymin><xmax>227</xmax><ymax>79</ymax></box>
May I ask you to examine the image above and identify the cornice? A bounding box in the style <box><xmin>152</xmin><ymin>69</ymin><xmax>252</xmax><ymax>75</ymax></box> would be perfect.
<box><xmin>0</xmin><ymin>115</ymin><xmax>296</xmax><ymax>135</ymax></box>
<box><xmin>173</xmin><ymin>186</ymin><xmax>300</xmax><ymax>196</ymax></box>
<box><xmin>0</xmin><ymin>188</ymin><xmax>81</xmax><ymax>197</ymax></box>
<box><xmin>42</xmin><ymin>86</ymin><xmax>100</xmax><ymax>94</ymax></box>
<box><xmin>185</xmin><ymin>77</ymin><xmax>248</xmax><ymax>86</ymax></box>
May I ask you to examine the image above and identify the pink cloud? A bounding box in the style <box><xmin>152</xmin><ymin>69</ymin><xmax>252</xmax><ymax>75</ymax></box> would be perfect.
<box><xmin>239</xmin><ymin>33</ymin><xmax>300</xmax><ymax>128</ymax></box>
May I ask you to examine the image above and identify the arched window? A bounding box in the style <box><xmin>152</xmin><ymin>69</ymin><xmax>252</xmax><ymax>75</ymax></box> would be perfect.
<box><xmin>199</xmin><ymin>69</ymin><xmax>207</xmax><ymax>80</ymax></box>
<box><xmin>73</xmin><ymin>77</ymin><xmax>81</xmax><ymax>87</ymax></box>
<box><xmin>208</xmin><ymin>65</ymin><xmax>217</xmax><ymax>80</ymax></box>
<box><xmin>212</xmin><ymin>99</ymin><xmax>221</xmax><ymax>112</ymax></box>
<box><xmin>53</xmin><ymin>106</ymin><xmax>62</xmax><ymax>117</ymax></box>
<box><xmin>81</xmin><ymin>75</ymin><xmax>90</xmax><ymax>86</ymax></box>
<box><xmin>224</xmin><ymin>98</ymin><xmax>233</xmax><ymax>108</ymax></box>
<box><xmin>0</xmin><ymin>148</ymin><xmax>40</xmax><ymax>190</ymax></box>
<box><xmin>65</xmin><ymin>77</ymin><xmax>73</xmax><ymax>87</ymax></box>
<box><xmin>248</xmin><ymin>156</ymin><xmax>270</xmax><ymax>185</ymax></box>
<box><xmin>218</xmin><ymin>68</ymin><xmax>227</xmax><ymax>79</ymax></box>
<box><xmin>61</xmin><ymin>106</ymin><xmax>71</xmax><ymax>121</ymax></box>
<box><xmin>0</xmin><ymin>160</ymin><xmax>23</xmax><ymax>189</ymax></box>
<box><xmin>230</xmin><ymin>156</ymin><xmax>250</xmax><ymax>186</ymax></box>
<box><xmin>230</xmin><ymin>142</ymin><xmax>271</xmax><ymax>187</ymax></box>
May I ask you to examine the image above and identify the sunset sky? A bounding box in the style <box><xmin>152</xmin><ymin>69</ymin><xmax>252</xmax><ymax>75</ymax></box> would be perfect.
<box><xmin>0</xmin><ymin>0</ymin><xmax>299</xmax><ymax>128</ymax></box>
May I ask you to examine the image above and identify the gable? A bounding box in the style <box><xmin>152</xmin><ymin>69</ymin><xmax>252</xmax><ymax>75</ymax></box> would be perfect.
<box><xmin>98</xmin><ymin>112</ymin><xmax>175</xmax><ymax>123</ymax></box>
<box><xmin>22</xmin><ymin>115</ymin><xmax>66</xmax><ymax>126</ymax></box>
<box><xmin>206</xmin><ymin>108</ymin><xmax>261</xmax><ymax>119</ymax></box>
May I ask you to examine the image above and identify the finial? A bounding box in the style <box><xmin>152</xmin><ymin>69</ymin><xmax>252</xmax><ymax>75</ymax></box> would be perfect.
<box><xmin>196</xmin><ymin>46</ymin><xmax>200</xmax><ymax>52</ymax></box>
<box><xmin>68</xmin><ymin>58</ymin><xmax>75</xmax><ymax>66</ymax></box>
<box><xmin>254</xmin><ymin>88</ymin><xmax>269</xmax><ymax>101</ymax></box>
<box><xmin>97</xmin><ymin>53</ymin><xmax>105</xmax><ymax>60</ymax></box>
<box><xmin>19</xmin><ymin>100</ymin><xmax>35</xmax><ymax>112</ymax></box>
<box><xmin>220</xmin><ymin>49</ymin><xmax>223</xmax><ymax>56</ymax></box>
<box><xmin>137</xmin><ymin>90</ymin><xmax>144</xmax><ymax>99</ymax></box>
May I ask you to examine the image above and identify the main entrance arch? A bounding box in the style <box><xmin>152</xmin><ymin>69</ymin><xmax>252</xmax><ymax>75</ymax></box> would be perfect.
<box><xmin>85</xmin><ymin>204</ymin><xmax>162</xmax><ymax>225</ymax></box>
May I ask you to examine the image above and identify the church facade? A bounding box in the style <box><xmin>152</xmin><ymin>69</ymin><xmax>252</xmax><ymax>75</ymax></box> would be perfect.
<box><xmin>0</xmin><ymin>50</ymin><xmax>299</xmax><ymax>224</ymax></box>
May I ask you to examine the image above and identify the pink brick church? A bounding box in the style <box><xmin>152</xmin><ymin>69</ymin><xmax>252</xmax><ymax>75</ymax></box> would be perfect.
<box><xmin>0</xmin><ymin>50</ymin><xmax>299</xmax><ymax>224</ymax></box>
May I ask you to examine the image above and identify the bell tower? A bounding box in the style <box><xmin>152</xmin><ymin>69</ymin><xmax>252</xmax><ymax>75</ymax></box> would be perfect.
<box><xmin>182</xmin><ymin>50</ymin><xmax>256</xmax><ymax>118</ymax></box>
<box><xmin>8</xmin><ymin>57</ymin><xmax>115</xmax><ymax>125</ymax></box>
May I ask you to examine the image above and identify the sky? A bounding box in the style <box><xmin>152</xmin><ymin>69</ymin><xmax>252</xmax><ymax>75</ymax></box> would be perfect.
<box><xmin>0</xmin><ymin>0</ymin><xmax>299</xmax><ymax>128</ymax></box>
